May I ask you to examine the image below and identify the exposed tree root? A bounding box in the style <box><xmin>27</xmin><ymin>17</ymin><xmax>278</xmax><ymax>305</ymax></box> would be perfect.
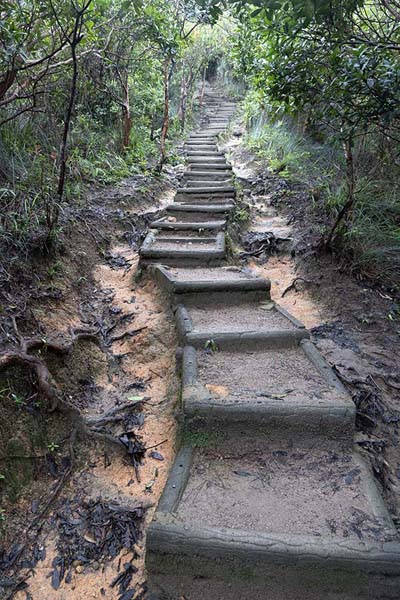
<box><xmin>1</xmin><ymin>317</ymin><xmax>147</xmax><ymax>473</ymax></box>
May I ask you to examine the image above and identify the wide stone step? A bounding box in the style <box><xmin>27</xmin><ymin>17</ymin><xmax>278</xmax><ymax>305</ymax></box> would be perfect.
<box><xmin>184</xmin><ymin>180</ymin><xmax>231</xmax><ymax>188</ymax></box>
<box><xmin>183</xmin><ymin>170</ymin><xmax>233</xmax><ymax>180</ymax></box>
<box><xmin>186</xmin><ymin>151</ymin><xmax>224</xmax><ymax>157</ymax></box>
<box><xmin>177</xmin><ymin>186</ymin><xmax>234</xmax><ymax>194</ymax></box>
<box><xmin>189</xmin><ymin>163</ymin><xmax>232</xmax><ymax>171</ymax></box>
<box><xmin>188</xmin><ymin>134</ymin><xmax>219</xmax><ymax>139</ymax></box>
<box><xmin>181</xmin><ymin>340</ymin><xmax>355</xmax><ymax>445</ymax></box>
<box><xmin>154</xmin><ymin>233</ymin><xmax>218</xmax><ymax>243</ymax></box>
<box><xmin>151</xmin><ymin>265</ymin><xmax>270</xmax><ymax>297</ymax></box>
<box><xmin>174</xmin><ymin>298</ymin><xmax>307</xmax><ymax>344</ymax></box>
<box><xmin>140</xmin><ymin>231</ymin><xmax>225</xmax><ymax>267</ymax></box>
<box><xmin>184</xmin><ymin>145</ymin><xmax>218</xmax><ymax>151</ymax></box>
<box><xmin>165</xmin><ymin>204</ymin><xmax>233</xmax><ymax>214</ymax></box>
<box><xmin>150</xmin><ymin>217</ymin><xmax>226</xmax><ymax>231</ymax></box>
<box><xmin>187</xmin><ymin>158</ymin><xmax>227</xmax><ymax>165</ymax></box>
<box><xmin>174</xmin><ymin>198</ymin><xmax>235</xmax><ymax>208</ymax></box>
<box><xmin>147</xmin><ymin>445</ymin><xmax>400</xmax><ymax>599</ymax></box>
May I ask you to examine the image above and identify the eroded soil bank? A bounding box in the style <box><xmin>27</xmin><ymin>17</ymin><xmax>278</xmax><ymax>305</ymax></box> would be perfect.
<box><xmin>0</xmin><ymin>168</ymin><xmax>182</xmax><ymax>599</ymax></box>
<box><xmin>226</xmin><ymin>124</ymin><xmax>400</xmax><ymax>530</ymax></box>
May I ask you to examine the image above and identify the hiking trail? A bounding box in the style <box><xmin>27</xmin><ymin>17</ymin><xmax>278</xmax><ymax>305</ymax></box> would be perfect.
<box><xmin>139</xmin><ymin>88</ymin><xmax>400</xmax><ymax>599</ymax></box>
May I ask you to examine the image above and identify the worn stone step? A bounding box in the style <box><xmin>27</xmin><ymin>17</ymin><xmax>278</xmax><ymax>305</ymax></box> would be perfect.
<box><xmin>165</xmin><ymin>204</ymin><xmax>233</xmax><ymax>214</ymax></box>
<box><xmin>174</xmin><ymin>298</ymin><xmax>307</xmax><ymax>345</ymax></box>
<box><xmin>186</xmin><ymin>151</ymin><xmax>224</xmax><ymax>157</ymax></box>
<box><xmin>181</xmin><ymin>340</ymin><xmax>355</xmax><ymax>445</ymax></box>
<box><xmin>155</xmin><ymin>234</ymin><xmax>218</xmax><ymax>243</ymax></box>
<box><xmin>185</xmin><ymin>139</ymin><xmax>219</xmax><ymax>144</ymax></box>
<box><xmin>174</xmin><ymin>197</ymin><xmax>234</xmax><ymax>207</ymax></box>
<box><xmin>147</xmin><ymin>445</ymin><xmax>400</xmax><ymax>599</ymax></box>
<box><xmin>188</xmin><ymin>133</ymin><xmax>219</xmax><ymax>137</ymax></box>
<box><xmin>150</xmin><ymin>265</ymin><xmax>270</xmax><ymax>299</ymax></box>
<box><xmin>184</xmin><ymin>181</ymin><xmax>231</xmax><ymax>189</ymax></box>
<box><xmin>174</xmin><ymin>198</ymin><xmax>235</xmax><ymax>208</ymax></box>
<box><xmin>151</xmin><ymin>220</ymin><xmax>226</xmax><ymax>232</ymax></box>
<box><xmin>184</xmin><ymin>145</ymin><xmax>218</xmax><ymax>151</ymax></box>
<box><xmin>189</xmin><ymin>163</ymin><xmax>232</xmax><ymax>171</ymax></box>
<box><xmin>139</xmin><ymin>231</ymin><xmax>225</xmax><ymax>267</ymax></box>
<box><xmin>187</xmin><ymin>158</ymin><xmax>227</xmax><ymax>165</ymax></box>
<box><xmin>177</xmin><ymin>186</ymin><xmax>234</xmax><ymax>194</ymax></box>
<box><xmin>183</xmin><ymin>170</ymin><xmax>232</xmax><ymax>179</ymax></box>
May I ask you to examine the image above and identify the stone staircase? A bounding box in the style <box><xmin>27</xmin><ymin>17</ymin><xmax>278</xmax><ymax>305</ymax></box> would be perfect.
<box><xmin>139</xmin><ymin>93</ymin><xmax>400</xmax><ymax>599</ymax></box>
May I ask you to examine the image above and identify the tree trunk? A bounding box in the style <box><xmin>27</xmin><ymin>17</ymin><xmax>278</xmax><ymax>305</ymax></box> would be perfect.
<box><xmin>121</xmin><ymin>78</ymin><xmax>131</xmax><ymax>150</ymax></box>
<box><xmin>199</xmin><ymin>65</ymin><xmax>206</xmax><ymax>107</ymax></box>
<box><xmin>49</xmin><ymin>1</ymin><xmax>91</xmax><ymax>243</ymax></box>
<box><xmin>157</xmin><ymin>57</ymin><xmax>170</xmax><ymax>172</ymax></box>
<box><xmin>150</xmin><ymin>112</ymin><xmax>156</xmax><ymax>141</ymax></box>
<box><xmin>325</xmin><ymin>137</ymin><xmax>355</xmax><ymax>248</ymax></box>
<box><xmin>178</xmin><ymin>70</ymin><xmax>187</xmax><ymax>131</ymax></box>
<box><xmin>57</xmin><ymin>42</ymin><xmax>78</xmax><ymax>203</ymax></box>
<box><xmin>0</xmin><ymin>68</ymin><xmax>18</xmax><ymax>102</ymax></box>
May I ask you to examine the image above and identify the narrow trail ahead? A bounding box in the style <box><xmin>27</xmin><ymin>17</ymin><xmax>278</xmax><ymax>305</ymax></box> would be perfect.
<box><xmin>139</xmin><ymin>92</ymin><xmax>400</xmax><ymax>599</ymax></box>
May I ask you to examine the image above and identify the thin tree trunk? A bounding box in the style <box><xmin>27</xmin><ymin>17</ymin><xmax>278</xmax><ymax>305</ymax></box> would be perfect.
<box><xmin>325</xmin><ymin>137</ymin><xmax>355</xmax><ymax>248</ymax></box>
<box><xmin>47</xmin><ymin>1</ymin><xmax>91</xmax><ymax>242</ymax></box>
<box><xmin>150</xmin><ymin>112</ymin><xmax>156</xmax><ymax>141</ymax></box>
<box><xmin>57</xmin><ymin>42</ymin><xmax>78</xmax><ymax>202</ymax></box>
<box><xmin>157</xmin><ymin>57</ymin><xmax>170</xmax><ymax>171</ymax></box>
<box><xmin>178</xmin><ymin>70</ymin><xmax>187</xmax><ymax>131</ymax></box>
<box><xmin>121</xmin><ymin>76</ymin><xmax>131</xmax><ymax>150</ymax></box>
<box><xmin>199</xmin><ymin>66</ymin><xmax>206</xmax><ymax>107</ymax></box>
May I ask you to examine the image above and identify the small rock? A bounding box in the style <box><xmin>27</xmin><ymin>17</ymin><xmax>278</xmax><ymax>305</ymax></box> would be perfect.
<box><xmin>75</xmin><ymin>565</ymin><xmax>84</xmax><ymax>574</ymax></box>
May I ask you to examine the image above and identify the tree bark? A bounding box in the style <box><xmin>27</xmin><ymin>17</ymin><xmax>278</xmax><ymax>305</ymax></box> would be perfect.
<box><xmin>157</xmin><ymin>57</ymin><xmax>170</xmax><ymax>171</ymax></box>
<box><xmin>121</xmin><ymin>75</ymin><xmax>132</xmax><ymax>150</ymax></box>
<box><xmin>199</xmin><ymin>65</ymin><xmax>206</xmax><ymax>107</ymax></box>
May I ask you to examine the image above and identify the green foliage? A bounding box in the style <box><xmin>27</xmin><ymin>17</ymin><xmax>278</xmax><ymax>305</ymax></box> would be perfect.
<box><xmin>0</xmin><ymin>0</ymin><xmax>223</xmax><ymax>265</ymax></box>
<box><xmin>224</xmin><ymin>0</ymin><xmax>400</xmax><ymax>287</ymax></box>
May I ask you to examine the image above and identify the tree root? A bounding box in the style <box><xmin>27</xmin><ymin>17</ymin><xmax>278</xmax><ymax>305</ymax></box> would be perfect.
<box><xmin>1</xmin><ymin>318</ymin><xmax>147</xmax><ymax>477</ymax></box>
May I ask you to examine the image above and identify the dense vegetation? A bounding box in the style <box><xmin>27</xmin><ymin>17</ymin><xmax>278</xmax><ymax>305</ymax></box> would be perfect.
<box><xmin>0</xmin><ymin>0</ymin><xmax>220</xmax><ymax>266</ymax></box>
<box><xmin>225</xmin><ymin>0</ymin><xmax>400</xmax><ymax>286</ymax></box>
<box><xmin>1</xmin><ymin>0</ymin><xmax>399</xmax><ymax>287</ymax></box>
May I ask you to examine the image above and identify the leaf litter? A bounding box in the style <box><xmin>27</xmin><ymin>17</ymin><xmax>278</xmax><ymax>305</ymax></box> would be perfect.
<box><xmin>50</xmin><ymin>496</ymin><xmax>147</xmax><ymax>597</ymax></box>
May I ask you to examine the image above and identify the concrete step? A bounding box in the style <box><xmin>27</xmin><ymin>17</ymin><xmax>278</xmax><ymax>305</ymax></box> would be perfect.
<box><xmin>150</xmin><ymin>265</ymin><xmax>270</xmax><ymax>298</ymax></box>
<box><xmin>183</xmin><ymin>170</ymin><xmax>233</xmax><ymax>179</ymax></box>
<box><xmin>147</xmin><ymin>445</ymin><xmax>400</xmax><ymax>599</ymax></box>
<box><xmin>165</xmin><ymin>204</ymin><xmax>233</xmax><ymax>214</ymax></box>
<box><xmin>187</xmin><ymin>158</ymin><xmax>227</xmax><ymax>165</ymax></box>
<box><xmin>150</xmin><ymin>219</ymin><xmax>226</xmax><ymax>232</ymax></box>
<box><xmin>139</xmin><ymin>231</ymin><xmax>225</xmax><ymax>267</ymax></box>
<box><xmin>180</xmin><ymin>340</ymin><xmax>355</xmax><ymax>445</ymax></box>
<box><xmin>177</xmin><ymin>186</ymin><xmax>234</xmax><ymax>194</ymax></box>
<box><xmin>189</xmin><ymin>163</ymin><xmax>232</xmax><ymax>171</ymax></box>
<box><xmin>173</xmin><ymin>298</ymin><xmax>307</xmax><ymax>344</ymax></box>
<box><xmin>184</xmin><ymin>180</ymin><xmax>231</xmax><ymax>188</ymax></box>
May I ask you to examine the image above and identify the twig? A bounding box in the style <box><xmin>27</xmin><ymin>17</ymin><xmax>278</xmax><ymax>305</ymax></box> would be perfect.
<box><xmin>107</xmin><ymin>326</ymin><xmax>147</xmax><ymax>345</ymax></box>
<box><xmin>146</xmin><ymin>439</ymin><xmax>168</xmax><ymax>450</ymax></box>
<box><xmin>281</xmin><ymin>277</ymin><xmax>314</xmax><ymax>297</ymax></box>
